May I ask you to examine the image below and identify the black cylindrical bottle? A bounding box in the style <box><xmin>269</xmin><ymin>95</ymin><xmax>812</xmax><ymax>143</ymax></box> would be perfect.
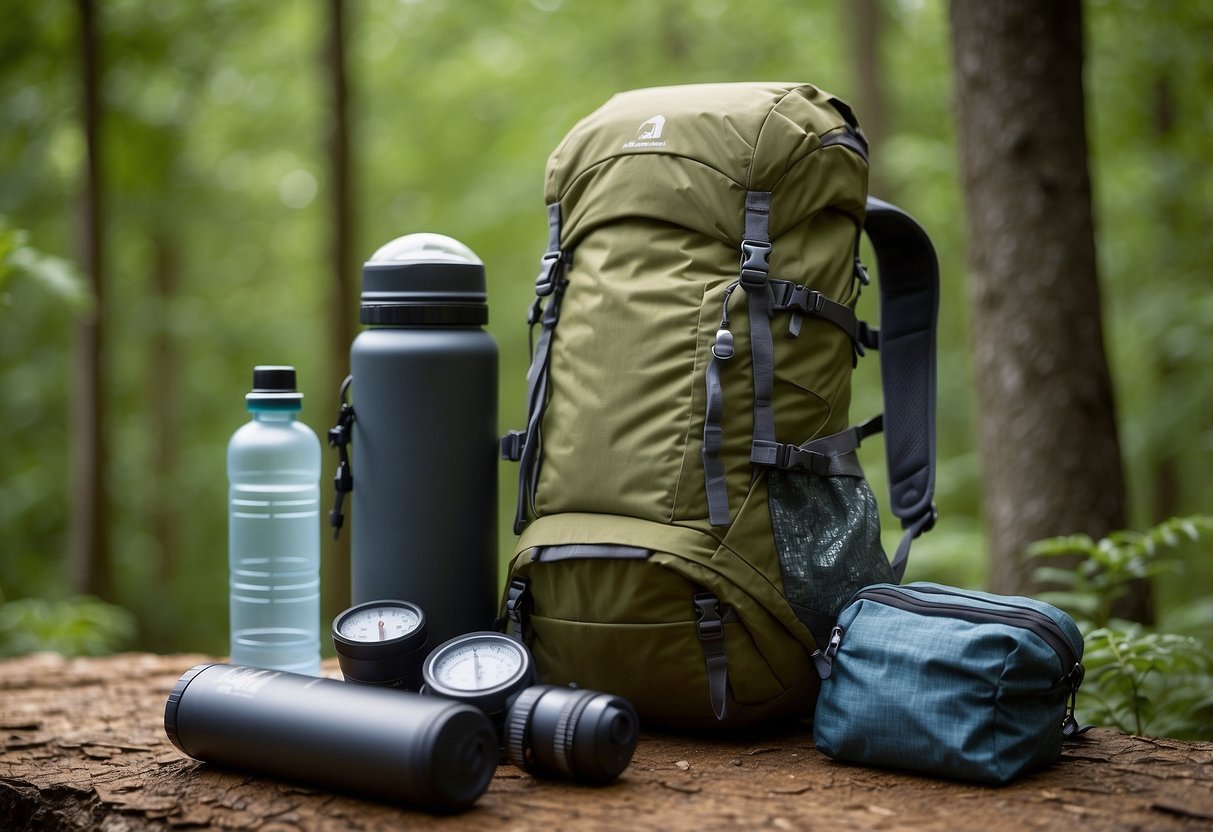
<box><xmin>164</xmin><ymin>663</ymin><xmax>497</xmax><ymax>812</ymax></box>
<box><xmin>350</xmin><ymin>234</ymin><xmax>498</xmax><ymax>647</ymax></box>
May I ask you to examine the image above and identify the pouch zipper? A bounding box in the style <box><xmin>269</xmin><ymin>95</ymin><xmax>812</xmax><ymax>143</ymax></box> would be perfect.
<box><xmin>853</xmin><ymin>585</ymin><xmax>1081</xmax><ymax>676</ymax></box>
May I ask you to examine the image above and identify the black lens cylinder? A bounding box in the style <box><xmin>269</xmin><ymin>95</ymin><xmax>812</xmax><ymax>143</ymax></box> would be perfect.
<box><xmin>164</xmin><ymin>664</ymin><xmax>497</xmax><ymax>812</ymax></box>
<box><xmin>505</xmin><ymin>685</ymin><xmax>638</xmax><ymax>784</ymax></box>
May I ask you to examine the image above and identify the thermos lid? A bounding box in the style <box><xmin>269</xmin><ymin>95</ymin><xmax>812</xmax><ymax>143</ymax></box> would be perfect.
<box><xmin>246</xmin><ymin>365</ymin><xmax>303</xmax><ymax>408</ymax></box>
<box><xmin>163</xmin><ymin>663</ymin><xmax>215</xmax><ymax>755</ymax></box>
<box><xmin>361</xmin><ymin>233</ymin><xmax>488</xmax><ymax>326</ymax></box>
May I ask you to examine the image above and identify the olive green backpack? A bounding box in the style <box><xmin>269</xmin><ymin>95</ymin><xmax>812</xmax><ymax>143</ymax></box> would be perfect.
<box><xmin>500</xmin><ymin>82</ymin><xmax>940</xmax><ymax>729</ymax></box>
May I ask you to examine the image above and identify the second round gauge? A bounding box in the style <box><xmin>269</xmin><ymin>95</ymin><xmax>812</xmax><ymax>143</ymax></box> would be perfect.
<box><xmin>422</xmin><ymin>631</ymin><xmax>535</xmax><ymax>716</ymax></box>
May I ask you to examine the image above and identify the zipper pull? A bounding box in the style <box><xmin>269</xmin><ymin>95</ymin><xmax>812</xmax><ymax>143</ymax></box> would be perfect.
<box><xmin>810</xmin><ymin>626</ymin><xmax>844</xmax><ymax>680</ymax></box>
<box><xmin>1061</xmin><ymin>664</ymin><xmax>1093</xmax><ymax>740</ymax></box>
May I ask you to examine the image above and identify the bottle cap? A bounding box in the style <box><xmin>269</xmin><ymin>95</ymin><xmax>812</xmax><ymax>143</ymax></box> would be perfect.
<box><xmin>361</xmin><ymin>233</ymin><xmax>488</xmax><ymax>326</ymax></box>
<box><xmin>247</xmin><ymin>365</ymin><xmax>303</xmax><ymax>408</ymax></box>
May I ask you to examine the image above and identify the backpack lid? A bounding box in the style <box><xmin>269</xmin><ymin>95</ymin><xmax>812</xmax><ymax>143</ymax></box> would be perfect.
<box><xmin>545</xmin><ymin>83</ymin><xmax>869</xmax><ymax>247</ymax></box>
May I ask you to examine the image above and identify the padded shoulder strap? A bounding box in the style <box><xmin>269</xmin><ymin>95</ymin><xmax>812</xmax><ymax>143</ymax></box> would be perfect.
<box><xmin>864</xmin><ymin>196</ymin><xmax>939</xmax><ymax>579</ymax></box>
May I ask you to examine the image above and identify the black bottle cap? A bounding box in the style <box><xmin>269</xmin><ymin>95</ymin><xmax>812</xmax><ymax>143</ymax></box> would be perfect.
<box><xmin>247</xmin><ymin>365</ymin><xmax>303</xmax><ymax>407</ymax></box>
<box><xmin>252</xmin><ymin>365</ymin><xmax>298</xmax><ymax>393</ymax></box>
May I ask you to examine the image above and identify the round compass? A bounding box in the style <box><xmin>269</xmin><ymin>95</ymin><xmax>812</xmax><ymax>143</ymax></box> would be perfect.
<box><xmin>332</xmin><ymin>599</ymin><xmax>428</xmax><ymax>689</ymax></box>
<box><xmin>421</xmin><ymin>631</ymin><xmax>535</xmax><ymax>716</ymax></box>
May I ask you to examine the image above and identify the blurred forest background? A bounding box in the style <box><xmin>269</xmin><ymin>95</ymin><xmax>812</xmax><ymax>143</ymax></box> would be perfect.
<box><xmin>0</xmin><ymin>0</ymin><xmax>1209</xmax><ymax>664</ymax></box>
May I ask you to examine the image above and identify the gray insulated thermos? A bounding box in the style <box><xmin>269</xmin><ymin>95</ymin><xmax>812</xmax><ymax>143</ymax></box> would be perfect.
<box><xmin>342</xmin><ymin>234</ymin><xmax>498</xmax><ymax>647</ymax></box>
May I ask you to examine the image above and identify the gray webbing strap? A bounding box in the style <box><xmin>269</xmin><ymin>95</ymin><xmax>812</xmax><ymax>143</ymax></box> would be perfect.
<box><xmin>742</xmin><ymin>191</ymin><xmax>778</xmax><ymax>468</ymax></box>
<box><xmin>753</xmin><ymin>415</ymin><xmax>883</xmax><ymax>478</ymax></box>
<box><xmin>694</xmin><ymin>593</ymin><xmax>737</xmax><ymax>721</ymax></box>
<box><xmin>702</xmin><ymin>348</ymin><xmax>731</xmax><ymax>525</ymax></box>
<box><xmin>864</xmin><ymin>196</ymin><xmax>940</xmax><ymax>580</ymax></box>
<box><xmin>769</xmin><ymin>280</ymin><xmax>864</xmax><ymax>344</ymax></box>
<box><xmin>702</xmin><ymin>281</ymin><xmax>740</xmax><ymax>526</ymax></box>
<box><xmin>504</xmin><ymin>578</ymin><xmax>531</xmax><ymax>643</ymax></box>
<box><xmin>513</xmin><ymin>202</ymin><xmax>566</xmax><ymax>534</ymax></box>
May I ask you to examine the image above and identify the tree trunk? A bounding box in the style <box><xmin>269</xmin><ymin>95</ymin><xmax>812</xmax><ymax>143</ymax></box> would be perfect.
<box><xmin>847</xmin><ymin>0</ymin><xmax>889</xmax><ymax>194</ymax></box>
<box><xmin>947</xmin><ymin>1</ymin><xmax>1135</xmax><ymax>605</ymax></box>
<box><xmin>324</xmin><ymin>0</ymin><xmax>355</xmax><ymax>624</ymax></box>
<box><xmin>148</xmin><ymin>230</ymin><xmax>181</xmax><ymax>649</ymax></box>
<box><xmin>1149</xmin><ymin>74</ymin><xmax>1180</xmax><ymax>526</ymax></box>
<box><xmin>68</xmin><ymin>0</ymin><xmax>112</xmax><ymax>601</ymax></box>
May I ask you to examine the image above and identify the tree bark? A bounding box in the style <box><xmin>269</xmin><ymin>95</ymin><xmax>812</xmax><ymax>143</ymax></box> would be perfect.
<box><xmin>69</xmin><ymin>0</ymin><xmax>112</xmax><ymax>601</ymax></box>
<box><xmin>847</xmin><ymin>0</ymin><xmax>889</xmax><ymax>185</ymax></box>
<box><xmin>948</xmin><ymin>0</ymin><xmax>1132</xmax><ymax>603</ymax></box>
<box><xmin>324</xmin><ymin>0</ymin><xmax>355</xmax><ymax>624</ymax></box>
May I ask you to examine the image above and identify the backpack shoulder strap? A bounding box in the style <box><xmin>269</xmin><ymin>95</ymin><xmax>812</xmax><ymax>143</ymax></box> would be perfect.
<box><xmin>864</xmin><ymin>196</ymin><xmax>939</xmax><ymax>580</ymax></box>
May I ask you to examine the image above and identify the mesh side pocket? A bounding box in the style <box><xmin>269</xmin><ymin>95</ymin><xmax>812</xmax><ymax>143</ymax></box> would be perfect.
<box><xmin>768</xmin><ymin>470</ymin><xmax>892</xmax><ymax>620</ymax></box>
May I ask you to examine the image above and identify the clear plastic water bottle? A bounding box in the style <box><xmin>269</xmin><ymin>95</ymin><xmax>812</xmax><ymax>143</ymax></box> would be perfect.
<box><xmin>228</xmin><ymin>365</ymin><xmax>321</xmax><ymax>675</ymax></box>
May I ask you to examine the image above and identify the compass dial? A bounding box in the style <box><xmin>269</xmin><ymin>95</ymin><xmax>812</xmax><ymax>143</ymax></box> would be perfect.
<box><xmin>422</xmin><ymin>632</ymin><xmax>535</xmax><ymax>715</ymax></box>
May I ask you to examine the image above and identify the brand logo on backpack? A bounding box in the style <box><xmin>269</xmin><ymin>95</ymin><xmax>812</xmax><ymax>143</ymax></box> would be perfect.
<box><xmin>623</xmin><ymin>115</ymin><xmax>666</xmax><ymax>149</ymax></box>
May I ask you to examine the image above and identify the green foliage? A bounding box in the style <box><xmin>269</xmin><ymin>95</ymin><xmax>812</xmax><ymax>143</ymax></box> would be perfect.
<box><xmin>1029</xmin><ymin>515</ymin><xmax>1213</xmax><ymax>628</ymax></box>
<box><xmin>1030</xmin><ymin>516</ymin><xmax>1213</xmax><ymax>739</ymax></box>
<box><xmin>1079</xmin><ymin>626</ymin><xmax>1213</xmax><ymax>740</ymax></box>
<box><xmin>0</xmin><ymin>222</ymin><xmax>82</xmax><ymax>601</ymax></box>
<box><xmin>0</xmin><ymin>592</ymin><xmax>136</xmax><ymax>659</ymax></box>
<box><xmin>0</xmin><ymin>0</ymin><xmax>1208</xmax><ymax>661</ymax></box>
<box><xmin>0</xmin><ymin>220</ymin><xmax>91</xmax><ymax>312</ymax></box>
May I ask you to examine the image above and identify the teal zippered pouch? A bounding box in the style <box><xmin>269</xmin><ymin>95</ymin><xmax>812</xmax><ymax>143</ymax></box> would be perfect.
<box><xmin>812</xmin><ymin>582</ymin><xmax>1086</xmax><ymax>785</ymax></box>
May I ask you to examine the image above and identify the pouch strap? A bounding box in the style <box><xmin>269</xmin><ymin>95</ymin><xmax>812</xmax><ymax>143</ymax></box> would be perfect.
<box><xmin>694</xmin><ymin>592</ymin><xmax>738</xmax><ymax>721</ymax></box>
<box><xmin>865</xmin><ymin>196</ymin><xmax>940</xmax><ymax>579</ymax></box>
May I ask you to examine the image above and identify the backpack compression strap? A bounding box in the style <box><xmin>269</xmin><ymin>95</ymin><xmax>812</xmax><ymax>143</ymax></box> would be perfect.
<box><xmin>701</xmin><ymin>195</ymin><xmax>938</xmax><ymax>579</ymax></box>
<box><xmin>703</xmin><ymin>191</ymin><xmax>871</xmax><ymax>526</ymax></box>
<box><xmin>864</xmin><ymin>196</ymin><xmax>939</xmax><ymax>580</ymax></box>
<box><xmin>505</xmin><ymin>202</ymin><xmax>567</xmax><ymax>534</ymax></box>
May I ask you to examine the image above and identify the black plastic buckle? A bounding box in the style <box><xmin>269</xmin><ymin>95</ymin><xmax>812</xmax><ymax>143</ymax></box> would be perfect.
<box><xmin>777</xmin><ymin>444</ymin><xmax>829</xmax><ymax>475</ymax></box>
<box><xmin>693</xmin><ymin>593</ymin><xmax>724</xmax><ymax>641</ymax></box>
<box><xmin>500</xmin><ymin>430</ymin><xmax>524</xmax><ymax>461</ymax></box>
<box><xmin>857</xmin><ymin>321</ymin><xmax>879</xmax><ymax>352</ymax></box>
<box><xmin>739</xmin><ymin>240</ymin><xmax>772</xmax><ymax>287</ymax></box>
<box><xmin>328</xmin><ymin>378</ymin><xmax>355</xmax><ymax>540</ymax></box>
<box><xmin>908</xmin><ymin>503</ymin><xmax>939</xmax><ymax>536</ymax></box>
<box><xmin>534</xmin><ymin>251</ymin><xmax>562</xmax><ymax>297</ymax></box>
<box><xmin>854</xmin><ymin>256</ymin><xmax>871</xmax><ymax>286</ymax></box>
<box><xmin>787</xmin><ymin>285</ymin><xmax>825</xmax><ymax>314</ymax></box>
<box><xmin>505</xmin><ymin>578</ymin><xmax>532</xmax><ymax>640</ymax></box>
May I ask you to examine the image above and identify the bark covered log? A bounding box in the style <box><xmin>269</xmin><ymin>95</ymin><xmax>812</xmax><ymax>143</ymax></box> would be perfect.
<box><xmin>2</xmin><ymin>653</ymin><xmax>1212</xmax><ymax>831</ymax></box>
